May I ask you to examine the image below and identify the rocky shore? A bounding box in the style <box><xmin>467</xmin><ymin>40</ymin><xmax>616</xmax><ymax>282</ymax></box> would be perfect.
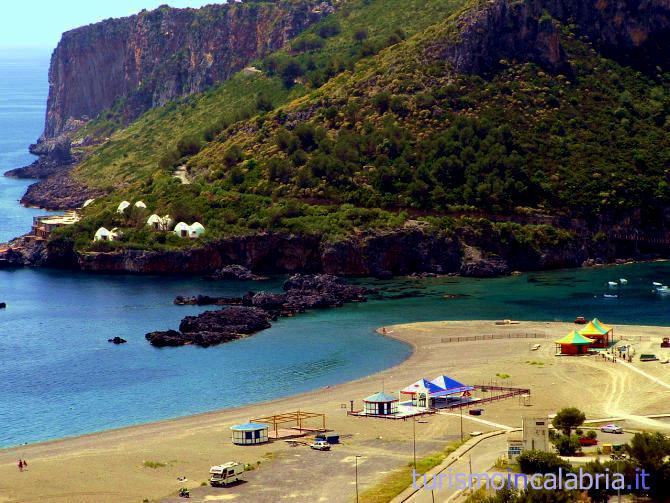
<box><xmin>146</xmin><ymin>274</ymin><xmax>373</xmax><ymax>347</ymax></box>
<box><xmin>4</xmin><ymin>137</ymin><xmax>104</xmax><ymax>210</ymax></box>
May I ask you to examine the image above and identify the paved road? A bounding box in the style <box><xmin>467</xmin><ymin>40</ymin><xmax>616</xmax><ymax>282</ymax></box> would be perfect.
<box><xmin>436</xmin><ymin>412</ymin><xmax>514</xmax><ymax>431</ymax></box>
<box><xmin>401</xmin><ymin>434</ymin><xmax>508</xmax><ymax>503</ymax></box>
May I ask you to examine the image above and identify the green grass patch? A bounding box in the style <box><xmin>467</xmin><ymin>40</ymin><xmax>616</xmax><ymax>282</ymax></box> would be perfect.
<box><xmin>142</xmin><ymin>460</ymin><xmax>167</xmax><ymax>469</ymax></box>
<box><xmin>359</xmin><ymin>440</ymin><xmax>463</xmax><ymax>503</ymax></box>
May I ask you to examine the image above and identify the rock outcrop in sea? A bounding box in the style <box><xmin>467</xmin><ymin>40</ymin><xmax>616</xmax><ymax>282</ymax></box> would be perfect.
<box><xmin>146</xmin><ymin>274</ymin><xmax>373</xmax><ymax>347</ymax></box>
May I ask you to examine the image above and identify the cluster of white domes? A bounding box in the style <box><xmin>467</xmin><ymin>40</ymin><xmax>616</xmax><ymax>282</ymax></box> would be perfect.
<box><xmin>116</xmin><ymin>200</ymin><xmax>147</xmax><ymax>214</ymax></box>
<box><xmin>173</xmin><ymin>221</ymin><xmax>206</xmax><ymax>239</ymax></box>
<box><xmin>93</xmin><ymin>200</ymin><xmax>205</xmax><ymax>242</ymax></box>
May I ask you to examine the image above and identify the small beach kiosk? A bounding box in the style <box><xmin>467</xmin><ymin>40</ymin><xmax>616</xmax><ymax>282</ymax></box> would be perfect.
<box><xmin>230</xmin><ymin>422</ymin><xmax>269</xmax><ymax>445</ymax></box>
<box><xmin>363</xmin><ymin>392</ymin><xmax>399</xmax><ymax>416</ymax></box>
<box><xmin>555</xmin><ymin>331</ymin><xmax>594</xmax><ymax>355</ymax></box>
<box><xmin>578</xmin><ymin>319</ymin><xmax>614</xmax><ymax>348</ymax></box>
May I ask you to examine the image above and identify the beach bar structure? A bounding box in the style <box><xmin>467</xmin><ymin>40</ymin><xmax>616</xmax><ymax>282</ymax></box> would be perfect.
<box><xmin>251</xmin><ymin>410</ymin><xmax>326</xmax><ymax>439</ymax></box>
<box><xmin>230</xmin><ymin>423</ymin><xmax>269</xmax><ymax>445</ymax></box>
<box><xmin>578</xmin><ymin>318</ymin><xmax>614</xmax><ymax>348</ymax></box>
<box><xmin>363</xmin><ymin>392</ymin><xmax>399</xmax><ymax>416</ymax></box>
<box><xmin>555</xmin><ymin>331</ymin><xmax>594</xmax><ymax>355</ymax></box>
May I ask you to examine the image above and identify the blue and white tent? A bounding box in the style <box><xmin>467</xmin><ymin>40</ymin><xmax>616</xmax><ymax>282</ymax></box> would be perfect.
<box><xmin>401</xmin><ymin>378</ymin><xmax>446</xmax><ymax>396</ymax></box>
<box><xmin>430</xmin><ymin>375</ymin><xmax>474</xmax><ymax>396</ymax></box>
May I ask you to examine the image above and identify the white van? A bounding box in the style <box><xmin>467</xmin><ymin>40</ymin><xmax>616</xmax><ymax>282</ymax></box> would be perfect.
<box><xmin>209</xmin><ymin>461</ymin><xmax>245</xmax><ymax>486</ymax></box>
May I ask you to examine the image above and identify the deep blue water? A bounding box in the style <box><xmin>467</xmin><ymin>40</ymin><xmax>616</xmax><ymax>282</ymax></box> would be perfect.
<box><xmin>0</xmin><ymin>48</ymin><xmax>56</xmax><ymax>243</ymax></box>
<box><xmin>1</xmin><ymin>50</ymin><xmax>670</xmax><ymax>449</ymax></box>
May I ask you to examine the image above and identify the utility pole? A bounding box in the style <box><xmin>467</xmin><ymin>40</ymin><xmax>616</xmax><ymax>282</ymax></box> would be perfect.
<box><xmin>355</xmin><ymin>455</ymin><xmax>362</xmax><ymax>503</ymax></box>
<box><xmin>460</xmin><ymin>406</ymin><xmax>464</xmax><ymax>442</ymax></box>
<box><xmin>413</xmin><ymin>418</ymin><xmax>417</xmax><ymax>468</ymax></box>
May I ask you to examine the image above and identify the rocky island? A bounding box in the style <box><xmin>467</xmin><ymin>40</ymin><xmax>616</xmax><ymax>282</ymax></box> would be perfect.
<box><xmin>146</xmin><ymin>274</ymin><xmax>374</xmax><ymax>347</ymax></box>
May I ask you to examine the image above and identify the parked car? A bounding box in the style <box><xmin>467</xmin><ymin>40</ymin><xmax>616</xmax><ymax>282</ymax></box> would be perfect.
<box><xmin>579</xmin><ymin>436</ymin><xmax>598</xmax><ymax>446</ymax></box>
<box><xmin>600</xmin><ymin>424</ymin><xmax>623</xmax><ymax>434</ymax></box>
<box><xmin>574</xmin><ymin>316</ymin><xmax>587</xmax><ymax>325</ymax></box>
<box><xmin>310</xmin><ymin>440</ymin><xmax>331</xmax><ymax>451</ymax></box>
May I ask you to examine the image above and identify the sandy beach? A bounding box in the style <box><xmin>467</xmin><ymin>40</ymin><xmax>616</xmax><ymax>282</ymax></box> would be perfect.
<box><xmin>1</xmin><ymin>320</ymin><xmax>669</xmax><ymax>503</ymax></box>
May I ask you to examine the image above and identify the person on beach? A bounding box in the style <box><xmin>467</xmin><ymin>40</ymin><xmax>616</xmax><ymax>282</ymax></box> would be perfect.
<box><xmin>23</xmin><ymin>459</ymin><xmax>28</xmax><ymax>469</ymax></box>
<box><xmin>18</xmin><ymin>460</ymin><xmax>23</xmax><ymax>472</ymax></box>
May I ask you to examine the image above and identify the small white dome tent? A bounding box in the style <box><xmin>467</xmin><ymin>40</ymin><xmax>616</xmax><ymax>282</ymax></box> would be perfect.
<box><xmin>134</xmin><ymin>201</ymin><xmax>147</xmax><ymax>209</ymax></box>
<box><xmin>147</xmin><ymin>214</ymin><xmax>162</xmax><ymax>230</ymax></box>
<box><xmin>94</xmin><ymin>227</ymin><xmax>111</xmax><ymax>242</ymax></box>
<box><xmin>174</xmin><ymin>222</ymin><xmax>190</xmax><ymax>238</ymax></box>
<box><xmin>82</xmin><ymin>198</ymin><xmax>95</xmax><ymax>208</ymax></box>
<box><xmin>189</xmin><ymin>222</ymin><xmax>205</xmax><ymax>239</ymax></box>
<box><xmin>117</xmin><ymin>201</ymin><xmax>131</xmax><ymax>214</ymax></box>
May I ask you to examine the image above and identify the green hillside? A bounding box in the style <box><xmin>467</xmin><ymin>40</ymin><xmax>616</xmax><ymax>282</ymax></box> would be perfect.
<box><xmin>60</xmin><ymin>0</ymin><xmax>670</xmax><ymax>253</ymax></box>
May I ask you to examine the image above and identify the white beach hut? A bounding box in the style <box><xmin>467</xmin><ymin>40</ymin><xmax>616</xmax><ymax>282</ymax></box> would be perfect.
<box><xmin>134</xmin><ymin>201</ymin><xmax>147</xmax><ymax>209</ymax></box>
<box><xmin>174</xmin><ymin>222</ymin><xmax>190</xmax><ymax>238</ymax></box>
<box><xmin>147</xmin><ymin>214</ymin><xmax>163</xmax><ymax>230</ymax></box>
<box><xmin>82</xmin><ymin>198</ymin><xmax>95</xmax><ymax>208</ymax></box>
<box><xmin>117</xmin><ymin>201</ymin><xmax>131</xmax><ymax>214</ymax></box>
<box><xmin>94</xmin><ymin>227</ymin><xmax>112</xmax><ymax>242</ymax></box>
<box><xmin>189</xmin><ymin>222</ymin><xmax>205</xmax><ymax>239</ymax></box>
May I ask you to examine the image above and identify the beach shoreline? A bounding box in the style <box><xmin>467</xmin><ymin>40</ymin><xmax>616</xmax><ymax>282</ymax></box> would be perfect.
<box><xmin>1</xmin><ymin>319</ymin><xmax>669</xmax><ymax>502</ymax></box>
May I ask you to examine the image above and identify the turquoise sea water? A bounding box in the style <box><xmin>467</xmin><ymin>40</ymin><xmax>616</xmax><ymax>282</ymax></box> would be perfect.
<box><xmin>1</xmin><ymin>50</ymin><xmax>669</xmax><ymax>449</ymax></box>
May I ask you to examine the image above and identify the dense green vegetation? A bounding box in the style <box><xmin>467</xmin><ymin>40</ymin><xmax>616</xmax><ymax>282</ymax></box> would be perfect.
<box><xmin>191</xmin><ymin>28</ymin><xmax>670</xmax><ymax>223</ymax></box>
<box><xmin>63</xmin><ymin>0</ymin><xmax>670</xmax><ymax>251</ymax></box>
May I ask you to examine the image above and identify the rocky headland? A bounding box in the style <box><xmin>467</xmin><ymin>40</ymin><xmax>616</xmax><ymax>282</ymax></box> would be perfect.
<box><xmin>146</xmin><ymin>274</ymin><xmax>373</xmax><ymax>347</ymax></box>
<box><xmin>4</xmin><ymin>0</ymin><xmax>335</xmax><ymax>210</ymax></box>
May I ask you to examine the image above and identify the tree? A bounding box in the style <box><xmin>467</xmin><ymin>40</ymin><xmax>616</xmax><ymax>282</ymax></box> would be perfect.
<box><xmin>627</xmin><ymin>431</ymin><xmax>670</xmax><ymax>500</ymax></box>
<box><xmin>551</xmin><ymin>407</ymin><xmax>586</xmax><ymax>436</ymax></box>
<box><xmin>280</xmin><ymin>60</ymin><xmax>304</xmax><ymax>87</ymax></box>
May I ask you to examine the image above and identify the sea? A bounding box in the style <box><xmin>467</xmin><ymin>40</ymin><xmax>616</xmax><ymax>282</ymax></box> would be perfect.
<box><xmin>1</xmin><ymin>49</ymin><xmax>670</xmax><ymax>448</ymax></box>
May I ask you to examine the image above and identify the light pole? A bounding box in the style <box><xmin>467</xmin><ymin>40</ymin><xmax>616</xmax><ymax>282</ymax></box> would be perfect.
<box><xmin>413</xmin><ymin>419</ymin><xmax>429</xmax><ymax>469</ymax></box>
<box><xmin>355</xmin><ymin>455</ymin><xmax>362</xmax><ymax>503</ymax></box>
<box><xmin>460</xmin><ymin>406</ymin><xmax>464</xmax><ymax>442</ymax></box>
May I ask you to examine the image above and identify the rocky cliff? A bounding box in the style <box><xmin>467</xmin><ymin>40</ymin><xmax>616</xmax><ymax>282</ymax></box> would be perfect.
<box><xmin>5</xmin><ymin>225</ymin><xmax>589</xmax><ymax>276</ymax></box>
<box><xmin>428</xmin><ymin>0</ymin><xmax>670</xmax><ymax>76</ymax></box>
<box><xmin>42</xmin><ymin>0</ymin><xmax>333</xmax><ymax>139</ymax></box>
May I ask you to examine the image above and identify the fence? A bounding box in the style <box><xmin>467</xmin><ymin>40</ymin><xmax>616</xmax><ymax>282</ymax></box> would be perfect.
<box><xmin>440</xmin><ymin>332</ymin><xmax>549</xmax><ymax>343</ymax></box>
<box><xmin>436</xmin><ymin>385</ymin><xmax>531</xmax><ymax>410</ymax></box>
<box><xmin>619</xmin><ymin>335</ymin><xmax>652</xmax><ymax>342</ymax></box>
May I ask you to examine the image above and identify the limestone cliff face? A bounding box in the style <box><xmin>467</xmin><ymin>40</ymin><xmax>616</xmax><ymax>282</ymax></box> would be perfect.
<box><xmin>43</xmin><ymin>1</ymin><xmax>333</xmax><ymax>138</ymax></box>
<box><xmin>426</xmin><ymin>0</ymin><xmax>670</xmax><ymax>75</ymax></box>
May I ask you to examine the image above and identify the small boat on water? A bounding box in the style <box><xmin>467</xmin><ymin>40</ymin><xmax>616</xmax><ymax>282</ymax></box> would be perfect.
<box><xmin>653</xmin><ymin>282</ymin><xmax>663</xmax><ymax>287</ymax></box>
<box><xmin>619</xmin><ymin>278</ymin><xmax>628</xmax><ymax>285</ymax></box>
<box><xmin>603</xmin><ymin>293</ymin><xmax>619</xmax><ymax>299</ymax></box>
<box><xmin>607</xmin><ymin>281</ymin><xmax>618</xmax><ymax>287</ymax></box>
<box><xmin>655</xmin><ymin>286</ymin><xmax>670</xmax><ymax>296</ymax></box>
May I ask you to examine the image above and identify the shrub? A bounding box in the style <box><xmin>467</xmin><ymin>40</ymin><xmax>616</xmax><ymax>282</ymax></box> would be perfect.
<box><xmin>354</xmin><ymin>29</ymin><xmax>368</xmax><ymax>42</ymax></box>
<box><xmin>315</xmin><ymin>19</ymin><xmax>341</xmax><ymax>38</ymax></box>
<box><xmin>553</xmin><ymin>434</ymin><xmax>581</xmax><ymax>456</ymax></box>
<box><xmin>517</xmin><ymin>450</ymin><xmax>571</xmax><ymax>475</ymax></box>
